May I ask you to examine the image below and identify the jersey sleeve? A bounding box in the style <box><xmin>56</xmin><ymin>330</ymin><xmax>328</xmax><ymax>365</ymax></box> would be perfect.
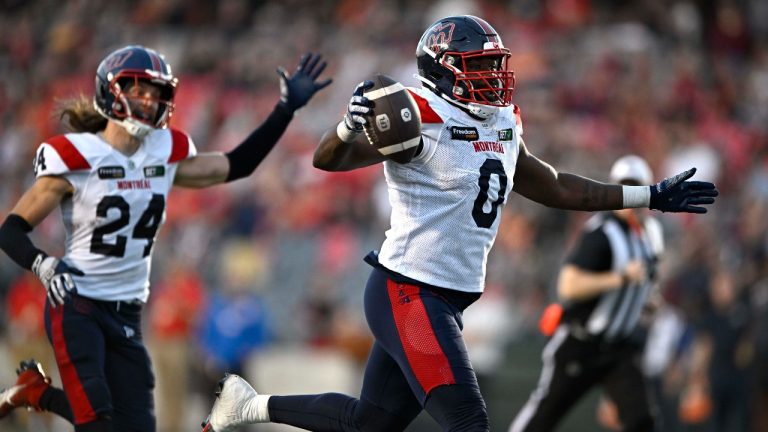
<box><xmin>513</xmin><ymin>104</ymin><xmax>523</xmax><ymax>137</ymax></box>
<box><xmin>33</xmin><ymin>135</ymin><xmax>91</xmax><ymax>178</ymax></box>
<box><xmin>407</xmin><ymin>88</ymin><xmax>444</xmax><ymax>163</ymax></box>
<box><xmin>167</xmin><ymin>128</ymin><xmax>198</xmax><ymax>164</ymax></box>
<box><xmin>566</xmin><ymin>227</ymin><xmax>612</xmax><ymax>272</ymax></box>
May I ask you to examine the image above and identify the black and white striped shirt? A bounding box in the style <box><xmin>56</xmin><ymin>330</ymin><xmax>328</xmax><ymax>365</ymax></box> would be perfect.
<box><xmin>562</xmin><ymin>212</ymin><xmax>664</xmax><ymax>342</ymax></box>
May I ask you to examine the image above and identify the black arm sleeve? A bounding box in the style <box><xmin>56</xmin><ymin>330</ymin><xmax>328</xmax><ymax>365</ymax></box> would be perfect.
<box><xmin>0</xmin><ymin>214</ymin><xmax>45</xmax><ymax>270</ymax></box>
<box><xmin>224</xmin><ymin>102</ymin><xmax>294</xmax><ymax>182</ymax></box>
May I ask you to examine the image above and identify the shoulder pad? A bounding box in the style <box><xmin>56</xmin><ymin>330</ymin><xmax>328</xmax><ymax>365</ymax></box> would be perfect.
<box><xmin>34</xmin><ymin>135</ymin><xmax>91</xmax><ymax>177</ymax></box>
<box><xmin>168</xmin><ymin>128</ymin><xmax>198</xmax><ymax>163</ymax></box>
<box><xmin>406</xmin><ymin>88</ymin><xmax>444</xmax><ymax>124</ymax></box>
<box><xmin>513</xmin><ymin>105</ymin><xmax>523</xmax><ymax>136</ymax></box>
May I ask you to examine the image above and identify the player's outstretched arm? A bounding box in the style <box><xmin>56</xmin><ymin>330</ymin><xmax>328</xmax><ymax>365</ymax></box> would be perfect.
<box><xmin>313</xmin><ymin>81</ymin><xmax>387</xmax><ymax>172</ymax></box>
<box><xmin>512</xmin><ymin>140</ymin><xmax>718</xmax><ymax>212</ymax></box>
<box><xmin>175</xmin><ymin>52</ymin><xmax>332</xmax><ymax>188</ymax></box>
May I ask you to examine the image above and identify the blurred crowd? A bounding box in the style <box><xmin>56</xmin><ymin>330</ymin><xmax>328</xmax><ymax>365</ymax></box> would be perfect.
<box><xmin>1</xmin><ymin>0</ymin><xmax>767</xmax><ymax>431</ymax></box>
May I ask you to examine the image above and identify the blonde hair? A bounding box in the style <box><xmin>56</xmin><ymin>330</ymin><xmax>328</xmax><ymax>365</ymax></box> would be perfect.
<box><xmin>55</xmin><ymin>95</ymin><xmax>108</xmax><ymax>133</ymax></box>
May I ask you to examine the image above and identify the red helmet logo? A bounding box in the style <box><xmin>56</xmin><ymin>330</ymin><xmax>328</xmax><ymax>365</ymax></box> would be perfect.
<box><xmin>102</xmin><ymin>50</ymin><xmax>134</xmax><ymax>72</ymax></box>
<box><xmin>426</xmin><ymin>22</ymin><xmax>456</xmax><ymax>53</ymax></box>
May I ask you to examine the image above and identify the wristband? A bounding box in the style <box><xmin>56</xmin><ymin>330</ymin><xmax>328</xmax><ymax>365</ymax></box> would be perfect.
<box><xmin>622</xmin><ymin>185</ymin><xmax>651</xmax><ymax>208</ymax></box>
<box><xmin>336</xmin><ymin>121</ymin><xmax>359</xmax><ymax>144</ymax></box>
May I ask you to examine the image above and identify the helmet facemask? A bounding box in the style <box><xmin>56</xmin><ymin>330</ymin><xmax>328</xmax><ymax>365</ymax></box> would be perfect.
<box><xmin>105</xmin><ymin>71</ymin><xmax>176</xmax><ymax>138</ymax></box>
<box><xmin>442</xmin><ymin>48</ymin><xmax>515</xmax><ymax>107</ymax></box>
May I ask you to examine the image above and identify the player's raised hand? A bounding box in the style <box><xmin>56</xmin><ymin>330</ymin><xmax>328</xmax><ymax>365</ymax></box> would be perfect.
<box><xmin>343</xmin><ymin>80</ymin><xmax>375</xmax><ymax>133</ymax></box>
<box><xmin>649</xmin><ymin>168</ymin><xmax>719</xmax><ymax>213</ymax></box>
<box><xmin>277</xmin><ymin>52</ymin><xmax>332</xmax><ymax>113</ymax></box>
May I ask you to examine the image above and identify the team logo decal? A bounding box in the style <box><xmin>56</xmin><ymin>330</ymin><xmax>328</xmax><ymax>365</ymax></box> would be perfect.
<box><xmin>400</xmin><ymin>108</ymin><xmax>413</xmax><ymax>122</ymax></box>
<box><xmin>143</xmin><ymin>166</ymin><xmax>166</xmax><ymax>178</ymax></box>
<box><xmin>426</xmin><ymin>22</ymin><xmax>455</xmax><ymax>53</ymax></box>
<box><xmin>376</xmin><ymin>114</ymin><xmax>390</xmax><ymax>132</ymax></box>
<box><xmin>97</xmin><ymin>166</ymin><xmax>126</xmax><ymax>179</ymax></box>
<box><xmin>450</xmin><ymin>126</ymin><xmax>479</xmax><ymax>141</ymax></box>
<box><xmin>103</xmin><ymin>50</ymin><xmax>133</xmax><ymax>71</ymax></box>
<box><xmin>498</xmin><ymin>129</ymin><xmax>514</xmax><ymax>141</ymax></box>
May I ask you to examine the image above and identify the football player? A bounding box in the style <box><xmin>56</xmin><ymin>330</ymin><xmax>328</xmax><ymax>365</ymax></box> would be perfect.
<box><xmin>201</xmin><ymin>15</ymin><xmax>717</xmax><ymax>432</ymax></box>
<box><xmin>0</xmin><ymin>45</ymin><xmax>330</xmax><ymax>431</ymax></box>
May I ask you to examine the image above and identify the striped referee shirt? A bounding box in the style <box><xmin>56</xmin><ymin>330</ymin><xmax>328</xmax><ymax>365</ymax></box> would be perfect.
<box><xmin>562</xmin><ymin>212</ymin><xmax>664</xmax><ymax>342</ymax></box>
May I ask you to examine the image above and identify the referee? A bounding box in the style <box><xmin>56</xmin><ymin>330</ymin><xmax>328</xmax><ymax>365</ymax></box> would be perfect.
<box><xmin>510</xmin><ymin>155</ymin><xmax>663</xmax><ymax>432</ymax></box>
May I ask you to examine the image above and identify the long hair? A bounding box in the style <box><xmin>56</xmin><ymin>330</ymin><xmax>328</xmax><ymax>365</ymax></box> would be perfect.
<box><xmin>56</xmin><ymin>95</ymin><xmax>108</xmax><ymax>133</ymax></box>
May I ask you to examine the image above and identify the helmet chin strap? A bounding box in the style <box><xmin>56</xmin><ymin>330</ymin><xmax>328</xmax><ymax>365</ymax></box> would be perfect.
<box><xmin>93</xmin><ymin>98</ymin><xmax>157</xmax><ymax>139</ymax></box>
<box><xmin>115</xmin><ymin>118</ymin><xmax>154</xmax><ymax>138</ymax></box>
<box><xmin>415</xmin><ymin>75</ymin><xmax>498</xmax><ymax>120</ymax></box>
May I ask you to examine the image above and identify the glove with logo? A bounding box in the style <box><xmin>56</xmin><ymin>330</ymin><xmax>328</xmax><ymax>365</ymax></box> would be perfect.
<box><xmin>649</xmin><ymin>168</ymin><xmax>719</xmax><ymax>213</ymax></box>
<box><xmin>345</xmin><ymin>81</ymin><xmax>375</xmax><ymax>131</ymax></box>
<box><xmin>32</xmin><ymin>254</ymin><xmax>85</xmax><ymax>306</ymax></box>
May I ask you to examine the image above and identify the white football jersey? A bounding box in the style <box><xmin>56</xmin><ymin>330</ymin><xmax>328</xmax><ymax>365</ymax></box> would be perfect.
<box><xmin>377</xmin><ymin>87</ymin><xmax>523</xmax><ymax>293</ymax></box>
<box><xmin>33</xmin><ymin>128</ymin><xmax>197</xmax><ymax>302</ymax></box>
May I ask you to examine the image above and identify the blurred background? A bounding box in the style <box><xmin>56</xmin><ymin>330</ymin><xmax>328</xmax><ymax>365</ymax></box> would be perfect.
<box><xmin>0</xmin><ymin>0</ymin><xmax>766</xmax><ymax>431</ymax></box>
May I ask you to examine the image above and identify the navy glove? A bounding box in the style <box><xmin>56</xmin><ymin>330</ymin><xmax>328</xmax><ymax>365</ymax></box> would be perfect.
<box><xmin>32</xmin><ymin>254</ymin><xmax>85</xmax><ymax>306</ymax></box>
<box><xmin>277</xmin><ymin>52</ymin><xmax>332</xmax><ymax>113</ymax></box>
<box><xmin>342</xmin><ymin>80</ymin><xmax>375</xmax><ymax>132</ymax></box>
<box><xmin>649</xmin><ymin>168</ymin><xmax>719</xmax><ymax>213</ymax></box>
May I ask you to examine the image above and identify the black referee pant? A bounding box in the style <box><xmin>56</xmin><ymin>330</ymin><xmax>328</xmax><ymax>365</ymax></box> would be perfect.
<box><xmin>510</xmin><ymin>326</ymin><xmax>656</xmax><ymax>432</ymax></box>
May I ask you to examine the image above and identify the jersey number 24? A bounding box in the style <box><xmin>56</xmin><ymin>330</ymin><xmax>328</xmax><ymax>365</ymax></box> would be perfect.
<box><xmin>90</xmin><ymin>194</ymin><xmax>165</xmax><ymax>258</ymax></box>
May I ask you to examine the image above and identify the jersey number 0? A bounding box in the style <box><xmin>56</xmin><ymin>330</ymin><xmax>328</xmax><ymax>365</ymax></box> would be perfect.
<box><xmin>472</xmin><ymin>159</ymin><xmax>507</xmax><ymax>229</ymax></box>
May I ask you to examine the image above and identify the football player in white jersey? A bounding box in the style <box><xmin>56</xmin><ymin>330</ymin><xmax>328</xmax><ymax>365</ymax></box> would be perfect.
<box><xmin>0</xmin><ymin>45</ymin><xmax>330</xmax><ymax>431</ymax></box>
<box><xmin>201</xmin><ymin>15</ymin><xmax>718</xmax><ymax>432</ymax></box>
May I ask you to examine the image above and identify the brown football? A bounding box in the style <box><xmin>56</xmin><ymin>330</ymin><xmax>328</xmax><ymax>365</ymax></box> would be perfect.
<box><xmin>362</xmin><ymin>74</ymin><xmax>422</xmax><ymax>164</ymax></box>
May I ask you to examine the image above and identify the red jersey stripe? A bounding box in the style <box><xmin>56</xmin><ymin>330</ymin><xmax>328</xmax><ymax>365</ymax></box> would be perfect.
<box><xmin>49</xmin><ymin>305</ymin><xmax>98</xmax><ymax>424</ymax></box>
<box><xmin>513</xmin><ymin>105</ymin><xmax>522</xmax><ymax>128</ymax></box>
<box><xmin>407</xmin><ymin>90</ymin><xmax>443</xmax><ymax>124</ymax></box>
<box><xmin>45</xmin><ymin>136</ymin><xmax>91</xmax><ymax>170</ymax></box>
<box><xmin>386</xmin><ymin>280</ymin><xmax>456</xmax><ymax>393</ymax></box>
<box><xmin>168</xmin><ymin>129</ymin><xmax>190</xmax><ymax>163</ymax></box>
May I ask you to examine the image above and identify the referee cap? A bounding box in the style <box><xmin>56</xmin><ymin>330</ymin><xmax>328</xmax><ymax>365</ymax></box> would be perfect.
<box><xmin>610</xmin><ymin>155</ymin><xmax>653</xmax><ymax>185</ymax></box>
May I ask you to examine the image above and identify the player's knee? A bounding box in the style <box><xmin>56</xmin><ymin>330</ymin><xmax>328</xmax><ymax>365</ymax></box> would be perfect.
<box><xmin>353</xmin><ymin>398</ymin><xmax>412</xmax><ymax>432</ymax></box>
<box><xmin>425</xmin><ymin>384</ymin><xmax>489</xmax><ymax>432</ymax></box>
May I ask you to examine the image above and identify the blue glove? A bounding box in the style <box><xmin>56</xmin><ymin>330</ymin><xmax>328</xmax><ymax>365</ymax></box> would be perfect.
<box><xmin>32</xmin><ymin>254</ymin><xmax>85</xmax><ymax>306</ymax></box>
<box><xmin>277</xmin><ymin>52</ymin><xmax>332</xmax><ymax>113</ymax></box>
<box><xmin>342</xmin><ymin>80</ymin><xmax>375</xmax><ymax>132</ymax></box>
<box><xmin>649</xmin><ymin>168</ymin><xmax>718</xmax><ymax>213</ymax></box>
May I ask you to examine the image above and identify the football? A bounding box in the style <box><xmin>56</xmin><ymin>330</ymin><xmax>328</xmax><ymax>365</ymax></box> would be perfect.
<box><xmin>362</xmin><ymin>74</ymin><xmax>422</xmax><ymax>164</ymax></box>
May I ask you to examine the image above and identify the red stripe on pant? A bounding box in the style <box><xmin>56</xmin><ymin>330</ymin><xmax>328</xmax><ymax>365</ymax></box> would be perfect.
<box><xmin>386</xmin><ymin>280</ymin><xmax>456</xmax><ymax>394</ymax></box>
<box><xmin>49</xmin><ymin>304</ymin><xmax>98</xmax><ymax>424</ymax></box>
